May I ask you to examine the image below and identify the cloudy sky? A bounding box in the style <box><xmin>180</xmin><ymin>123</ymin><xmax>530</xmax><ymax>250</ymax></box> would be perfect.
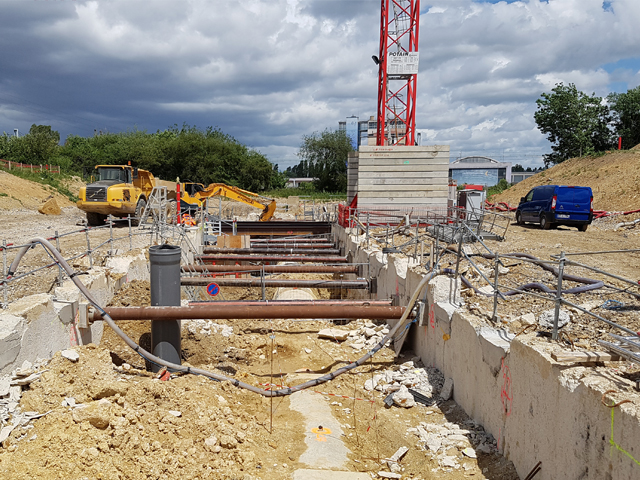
<box><xmin>1</xmin><ymin>0</ymin><xmax>639</xmax><ymax>169</ymax></box>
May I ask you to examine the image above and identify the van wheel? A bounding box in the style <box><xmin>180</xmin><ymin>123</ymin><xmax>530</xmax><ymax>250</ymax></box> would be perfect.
<box><xmin>540</xmin><ymin>214</ymin><xmax>551</xmax><ymax>230</ymax></box>
<box><xmin>515</xmin><ymin>211</ymin><xmax>523</xmax><ymax>225</ymax></box>
<box><xmin>578</xmin><ymin>224</ymin><xmax>588</xmax><ymax>232</ymax></box>
<box><xmin>132</xmin><ymin>199</ymin><xmax>146</xmax><ymax>226</ymax></box>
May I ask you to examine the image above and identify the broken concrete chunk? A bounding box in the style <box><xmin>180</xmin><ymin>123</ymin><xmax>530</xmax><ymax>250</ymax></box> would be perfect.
<box><xmin>518</xmin><ymin>313</ymin><xmax>536</xmax><ymax>326</ymax></box>
<box><xmin>168</xmin><ymin>410</ymin><xmax>182</xmax><ymax>417</ymax></box>
<box><xmin>0</xmin><ymin>377</ymin><xmax>10</xmax><ymax>397</ymax></box>
<box><xmin>15</xmin><ymin>360</ymin><xmax>33</xmax><ymax>377</ymax></box>
<box><xmin>378</xmin><ymin>472</ymin><xmax>402</xmax><ymax>479</ymax></box>
<box><xmin>538</xmin><ymin>309</ymin><xmax>571</xmax><ymax>329</ymax></box>
<box><xmin>61</xmin><ymin>349</ymin><xmax>80</xmax><ymax>362</ymax></box>
<box><xmin>11</xmin><ymin>372</ymin><xmax>41</xmax><ymax>386</ymax></box>
<box><xmin>392</xmin><ymin>385</ymin><xmax>416</xmax><ymax>408</ymax></box>
<box><xmin>440</xmin><ymin>378</ymin><xmax>454</xmax><ymax>400</ymax></box>
<box><xmin>0</xmin><ymin>425</ymin><xmax>15</xmax><ymax>443</ymax></box>
<box><xmin>389</xmin><ymin>446</ymin><xmax>409</xmax><ymax>463</ymax></box>
<box><xmin>318</xmin><ymin>328</ymin><xmax>349</xmax><ymax>341</ymax></box>
<box><xmin>462</xmin><ymin>447</ymin><xmax>477</xmax><ymax>458</ymax></box>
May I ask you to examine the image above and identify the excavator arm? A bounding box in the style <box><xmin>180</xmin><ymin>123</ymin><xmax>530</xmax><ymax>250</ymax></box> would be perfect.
<box><xmin>195</xmin><ymin>183</ymin><xmax>276</xmax><ymax>221</ymax></box>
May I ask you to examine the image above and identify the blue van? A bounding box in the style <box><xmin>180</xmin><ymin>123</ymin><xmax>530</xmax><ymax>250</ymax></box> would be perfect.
<box><xmin>515</xmin><ymin>185</ymin><xmax>593</xmax><ymax>231</ymax></box>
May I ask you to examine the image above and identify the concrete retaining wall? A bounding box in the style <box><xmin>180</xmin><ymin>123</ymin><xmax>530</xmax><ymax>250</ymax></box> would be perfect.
<box><xmin>0</xmin><ymin>249</ymin><xmax>149</xmax><ymax>374</ymax></box>
<box><xmin>336</xmin><ymin>224</ymin><xmax>640</xmax><ymax>480</ymax></box>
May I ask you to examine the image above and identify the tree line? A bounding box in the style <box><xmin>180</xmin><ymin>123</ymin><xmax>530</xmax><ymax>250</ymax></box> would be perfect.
<box><xmin>0</xmin><ymin>124</ymin><xmax>287</xmax><ymax>192</ymax></box>
<box><xmin>535</xmin><ymin>83</ymin><xmax>640</xmax><ymax>167</ymax></box>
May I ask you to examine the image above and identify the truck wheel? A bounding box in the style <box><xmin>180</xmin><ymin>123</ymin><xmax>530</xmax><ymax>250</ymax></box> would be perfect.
<box><xmin>515</xmin><ymin>211</ymin><xmax>523</xmax><ymax>225</ymax></box>
<box><xmin>540</xmin><ymin>214</ymin><xmax>551</xmax><ymax>230</ymax></box>
<box><xmin>132</xmin><ymin>199</ymin><xmax>146</xmax><ymax>226</ymax></box>
<box><xmin>86</xmin><ymin>212</ymin><xmax>106</xmax><ymax>226</ymax></box>
<box><xmin>578</xmin><ymin>224</ymin><xmax>588</xmax><ymax>232</ymax></box>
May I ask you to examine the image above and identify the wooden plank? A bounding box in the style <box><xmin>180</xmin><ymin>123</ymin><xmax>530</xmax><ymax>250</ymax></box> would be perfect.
<box><xmin>551</xmin><ymin>351</ymin><xmax>623</xmax><ymax>363</ymax></box>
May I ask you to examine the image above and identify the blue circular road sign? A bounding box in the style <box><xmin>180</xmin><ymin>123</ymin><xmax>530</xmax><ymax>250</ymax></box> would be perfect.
<box><xmin>207</xmin><ymin>282</ymin><xmax>220</xmax><ymax>296</ymax></box>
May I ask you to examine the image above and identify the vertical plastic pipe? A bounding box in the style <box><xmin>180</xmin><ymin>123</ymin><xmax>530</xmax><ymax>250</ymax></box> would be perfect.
<box><xmin>149</xmin><ymin>244</ymin><xmax>182</xmax><ymax>372</ymax></box>
<box><xmin>618</xmin><ymin>136</ymin><xmax>622</xmax><ymax>150</ymax></box>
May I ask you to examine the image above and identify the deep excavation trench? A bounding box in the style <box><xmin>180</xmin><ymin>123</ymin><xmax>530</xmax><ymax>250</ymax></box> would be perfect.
<box><xmin>1</xmin><ymin>236</ymin><xmax>520</xmax><ymax>480</ymax></box>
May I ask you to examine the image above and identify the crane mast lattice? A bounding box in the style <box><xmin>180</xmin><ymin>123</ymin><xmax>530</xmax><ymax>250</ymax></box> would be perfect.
<box><xmin>376</xmin><ymin>0</ymin><xmax>420</xmax><ymax>146</ymax></box>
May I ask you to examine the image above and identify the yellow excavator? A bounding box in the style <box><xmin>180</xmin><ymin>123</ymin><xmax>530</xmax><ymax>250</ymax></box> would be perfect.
<box><xmin>187</xmin><ymin>183</ymin><xmax>276</xmax><ymax>221</ymax></box>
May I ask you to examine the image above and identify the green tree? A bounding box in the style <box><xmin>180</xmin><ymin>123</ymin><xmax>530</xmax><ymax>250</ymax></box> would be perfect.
<box><xmin>534</xmin><ymin>83</ymin><xmax>613</xmax><ymax>167</ymax></box>
<box><xmin>297</xmin><ymin>129</ymin><xmax>352</xmax><ymax>192</ymax></box>
<box><xmin>608</xmin><ymin>85</ymin><xmax>640</xmax><ymax>150</ymax></box>
<box><xmin>24</xmin><ymin>124</ymin><xmax>61</xmax><ymax>163</ymax></box>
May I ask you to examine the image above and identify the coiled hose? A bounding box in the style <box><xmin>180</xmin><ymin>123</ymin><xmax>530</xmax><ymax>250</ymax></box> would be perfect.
<box><xmin>9</xmin><ymin>237</ymin><xmax>440</xmax><ymax>397</ymax></box>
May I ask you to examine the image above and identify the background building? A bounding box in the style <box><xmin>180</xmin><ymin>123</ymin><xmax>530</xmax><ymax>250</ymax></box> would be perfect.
<box><xmin>448</xmin><ymin>156</ymin><xmax>512</xmax><ymax>187</ymax></box>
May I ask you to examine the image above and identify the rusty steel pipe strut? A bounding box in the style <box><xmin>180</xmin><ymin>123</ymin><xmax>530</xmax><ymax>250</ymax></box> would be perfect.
<box><xmin>90</xmin><ymin>304</ymin><xmax>407</xmax><ymax>321</ymax></box>
<box><xmin>197</xmin><ymin>254</ymin><xmax>348</xmax><ymax>264</ymax></box>
<box><xmin>248</xmin><ymin>243</ymin><xmax>336</xmax><ymax>249</ymax></box>
<box><xmin>180</xmin><ymin>278</ymin><xmax>369</xmax><ymax>289</ymax></box>
<box><xmin>11</xmin><ymin>238</ymin><xmax>441</xmax><ymax>398</ymax></box>
<box><xmin>187</xmin><ymin>300</ymin><xmax>393</xmax><ymax>306</ymax></box>
<box><xmin>201</xmin><ymin>248</ymin><xmax>341</xmax><ymax>255</ymax></box>
<box><xmin>184</xmin><ymin>264</ymin><xmax>359</xmax><ymax>274</ymax></box>
<box><xmin>251</xmin><ymin>238</ymin><xmax>332</xmax><ymax>243</ymax></box>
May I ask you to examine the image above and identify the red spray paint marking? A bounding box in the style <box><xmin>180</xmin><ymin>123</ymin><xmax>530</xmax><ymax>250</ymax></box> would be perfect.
<box><xmin>500</xmin><ymin>357</ymin><xmax>512</xmax><ymax>417</ymax></box>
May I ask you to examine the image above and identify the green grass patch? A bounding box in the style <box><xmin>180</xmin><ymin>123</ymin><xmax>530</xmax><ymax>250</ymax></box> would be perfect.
<box><xmin>0</xmin><ymin>166</ymin><xmax>78</xmax><ymax>202</ymax></box>
<box><xmin>0</xmin><ymin>192</ymin><xmax>7</xmax><ymax>197</ymax></box>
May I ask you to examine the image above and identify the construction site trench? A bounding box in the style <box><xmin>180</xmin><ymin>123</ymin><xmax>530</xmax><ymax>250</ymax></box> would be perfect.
<box><xmin>1</xmin><ymin>192</ymin><xmax>640</xmax><ymax>480</ymax></box>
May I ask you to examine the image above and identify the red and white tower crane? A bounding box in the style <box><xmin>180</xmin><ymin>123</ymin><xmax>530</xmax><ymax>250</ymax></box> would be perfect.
<box><xmin>375</xmin><ymin>0</ymin><xmax>420</xmax><ymax>146</ymax></box>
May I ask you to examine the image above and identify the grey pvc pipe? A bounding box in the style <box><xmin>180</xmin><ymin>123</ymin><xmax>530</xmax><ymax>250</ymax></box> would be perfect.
<box><xmin>149</xmin><ymin>245</ymin><xmax>182</xmax><ymax>371</ymax></box>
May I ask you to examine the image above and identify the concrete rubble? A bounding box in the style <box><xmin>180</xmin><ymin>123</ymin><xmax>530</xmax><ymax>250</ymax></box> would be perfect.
<box><xmin>347</xmin><ymin>320</ymin><xmax>390</xmax><ymax>351</ymax></box>
<box><xmin>362</xmin><ymin>360</ymin><xmax>444</xmax><ymax>401</ymax></box>
<box><xmin>185</xmin><ymin>320</ymin><xmax>233</xmax><ymax>337</ymax></box>
<box><xmin>0</xmin><ymin>358</ymin><xmax>50</xmax><ymax>445</ymax></box>
<box><xmin>408</xmin><ymin>418</ymin><xmax>496</xmax><ymax>471</ymax></box>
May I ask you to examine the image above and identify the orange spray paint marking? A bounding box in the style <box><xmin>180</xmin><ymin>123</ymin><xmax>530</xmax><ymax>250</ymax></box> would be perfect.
<box><xmin>311</xmin><ymin>426</ymin><xmax>331</xmax><ymax>442</ymax></box>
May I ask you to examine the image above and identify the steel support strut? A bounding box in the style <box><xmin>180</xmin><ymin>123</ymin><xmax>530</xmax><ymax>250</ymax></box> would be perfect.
<box><xmin>91</xmin><ymin>304</ymin><xmax>410</xmax><ymax>321</ymax></box>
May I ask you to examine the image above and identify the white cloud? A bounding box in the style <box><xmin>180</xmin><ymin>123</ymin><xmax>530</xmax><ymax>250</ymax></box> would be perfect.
<box><xmin>0</xmin><ymin>0</ymin><xmax>638</xmax><ymax>171</ymax></box>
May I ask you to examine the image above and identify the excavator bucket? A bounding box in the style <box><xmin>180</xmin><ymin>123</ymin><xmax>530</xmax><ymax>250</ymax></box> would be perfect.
<box><xmin>259</xmin><ymin>200</ymin><xmax>277</xmax><ymax>221</ymax></box>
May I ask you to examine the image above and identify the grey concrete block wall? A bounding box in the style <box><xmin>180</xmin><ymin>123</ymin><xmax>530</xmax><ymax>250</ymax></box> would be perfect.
<box><xmin>335</xmin><ymin>223</ymin><xmax>640</xmax><ymax>480</ymax></box>
<box><xmin>356</xmin><ymin>145</ymin><xmax>449</xmax><ymax>208</ymax></box>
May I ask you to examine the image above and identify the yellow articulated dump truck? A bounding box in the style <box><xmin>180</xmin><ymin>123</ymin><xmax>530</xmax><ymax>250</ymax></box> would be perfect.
<box><xmin>77</xmin><ymin>165</ymin><xmax>156</xmax><ymax>226</ymax></box>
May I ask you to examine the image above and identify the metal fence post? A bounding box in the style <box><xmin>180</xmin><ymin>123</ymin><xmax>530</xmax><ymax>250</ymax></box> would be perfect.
<box><xmin>413</xmin><ymin>219</ymin><xmax>419</xmax><ymax>260</ymax></box>
<box><xmin>55</xmin><ymin>231</ymin><xmax>63</xmax><ymax>286</ymax></box>
<box><xmin>552</xmin><ymin>252</ymin><xmax>565</xmax><ymax>340</ymax></box>
<box><xmin>128</xmin><ymin>215</ymin><xmax>132</xmax><ymax>251</ymax></box>
<box><xmin>492</xmin><ymin>252</ymin><xmax>499</xmax><ymax>322</ymax></box>
<box><xmin>2</xmin><ymin>239</ymin><xmax>7</xmax><ymax>307</ymax></box>
<box><xmin>366</xmin><ymin>213</ymin><xmax>370</xmax><ymax>249</ymax></box>
<box><xmin>85</xmin><ymin>228</ymin><xmax>93</xmax><ymax>268</ymax></box>
<box><xmin>109</xmin><ymin>215</ymin><xmax>114</xmax><ymax>255</ymax></box>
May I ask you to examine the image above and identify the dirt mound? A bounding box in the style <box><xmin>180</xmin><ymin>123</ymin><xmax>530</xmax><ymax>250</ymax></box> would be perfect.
<box><xmin>492</xmin><ymin>150</ymin><xmax>640</xmax><ymax>211</ymax></box>
<box><xmin>0</xmin><ymin>171</ymin><xmax>82</xmax><ymax>211</ymax></box>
